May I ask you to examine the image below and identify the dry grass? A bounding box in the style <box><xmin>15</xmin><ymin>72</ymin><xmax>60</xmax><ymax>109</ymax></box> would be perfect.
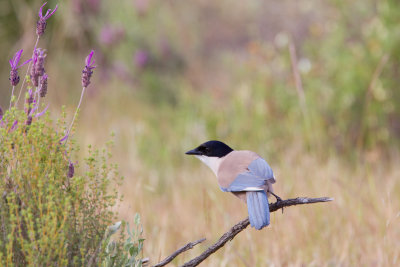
<box><xmin>70</xmin><ymin>94</ymin><xmax>400</xmax><ymax>266</ymax></box>
<box><xmin>113</xmin><ymin>145</ymin><xmax>400</xmax><ymax>266</ymax></box>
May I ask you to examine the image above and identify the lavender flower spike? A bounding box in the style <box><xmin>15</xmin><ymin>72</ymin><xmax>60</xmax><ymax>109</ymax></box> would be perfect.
<box><xmin>25</xmin><ymin>115</ymin><xmax>33</xmax><ymax>126</ymax></box>
<box><xmin>31</xmin><ymin>49</ymin><xmax>39</xmax><ymax>86</ymax></box>
<box><xmin>34</xmin><ymin>49</ymin><xmax>46</xmax><ymax>77</ymax></box>
<box><xmin>81</xmin><ymin>50</ymin><xmax>96</xmax><ymax>87</ymax></box>
<box><xmin>67</xmin><ymin>161</ymin><xmax>75</xmax><ymax>178</ymax></box>
<box><xmin>35</xmin><ymin>104</ymin><xmax>49</xmax><ymax>118</ymax></box>
<box><xmin>9</xmin><ymin>49</ymin><xmax>32</xmax><ymax>86</ymax></box>
<box><xmin>31</xmin><ymin>48</ymin><xmax>46</xmax><ymax>87</ymax></box>
<box><xmin>40</xmin><ymin>73</ymin><xmax>48</xmax><ymax>97</ymax></box>
<box><xmin>9</xmin><ymin>120</ymin><xmax>18</xmax><ymax>133</ymax></box>
<box><xmin>36</xmin><ymin>2</ymin><xmax>59</xmax><ymax>36</ymax></box>
<box><xmin>59</xmin><ymin>133</ymin><xmax>69</xmax><ymax>143</ymax></box>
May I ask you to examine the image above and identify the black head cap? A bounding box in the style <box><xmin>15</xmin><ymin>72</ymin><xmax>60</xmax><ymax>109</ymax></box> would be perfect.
<box><xmin>185</xmin><ymin>140</ymin><xmax>233</xmax><ymax>158</ymax></box>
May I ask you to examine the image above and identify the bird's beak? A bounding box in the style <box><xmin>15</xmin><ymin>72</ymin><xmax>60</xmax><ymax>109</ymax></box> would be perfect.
<box><xmin>185</xmin><ymin>148</ymin><xmax>202</xmax><ymax>155</ymax></box>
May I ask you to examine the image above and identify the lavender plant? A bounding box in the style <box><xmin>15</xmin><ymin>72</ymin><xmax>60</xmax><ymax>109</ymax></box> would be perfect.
<box><xmin>0</xmin><ymin>2</ymin><xmax>137</xmax><ymax>266</ymax></box>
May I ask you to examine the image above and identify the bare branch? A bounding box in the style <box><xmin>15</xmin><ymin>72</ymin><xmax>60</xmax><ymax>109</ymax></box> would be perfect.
<box><xmin>152</xmin><ymin>238</ymin><xmax>206</xmax><ymax>267</ymax></box>
<box><xmin>179</xmin><ymin>196</ymin><xmax>333</xmax><ymax>267</ymax></box>
<box><xmin>269</xmin><ymin>197</ymin><xmax>333</xmax><ymax>213</ymax></box>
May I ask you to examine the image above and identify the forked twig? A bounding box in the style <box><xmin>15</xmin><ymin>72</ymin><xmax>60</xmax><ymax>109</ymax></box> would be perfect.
<box><xmin>152</xmin><ymin>197</ymin><xmax>333</xmax><ymax>267</ymax></box>
<box><xmin>153</xmin><ymin>238</ymin><xmax>206</xmax><ymax>267</ymax></box>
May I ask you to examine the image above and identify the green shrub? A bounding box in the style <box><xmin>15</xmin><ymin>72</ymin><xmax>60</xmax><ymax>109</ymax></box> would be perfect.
<box><xmin>0</xmin><ymin>105</ymin><xmax>122</xmax><ymax>265</ymax></box>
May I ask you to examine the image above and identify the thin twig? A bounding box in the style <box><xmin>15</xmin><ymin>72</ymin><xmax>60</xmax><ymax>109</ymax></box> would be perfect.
<box><xmin>9</xmin><ymin>86</ymin><xmax>15</xmax><ymax>109</ymax></box>
<box><xmin>35</xmin><ymin>76</ymin><xmax>41</xmax><ymax>108</ymax></box>
<box><xmin>173</xmin><ymin>197</ymin><xmax>333</xmax><ymax>267</ymax></box>
<box><xmin>64</xmin><ymin>86</ymin><xmax>86</xmax><ymax>145</ymax></box>
<box><xmin>153</xmin><ymin>238</ymin><xmax>206</xmax><ymax>267</ymax></box>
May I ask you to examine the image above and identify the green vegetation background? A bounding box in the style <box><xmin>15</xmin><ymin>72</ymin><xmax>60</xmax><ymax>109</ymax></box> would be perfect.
<box><xmin>1</xmin><ymin>0</ymin><xmax>399</xmax><ymax>266</ymax></box>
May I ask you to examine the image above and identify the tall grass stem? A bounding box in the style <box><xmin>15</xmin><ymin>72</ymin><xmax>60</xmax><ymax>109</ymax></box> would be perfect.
<box><xmin>288</xmin><ymin>38</ymin><xmax>316</xmax><ymax>150</ymax></box>
<box><xmin>9</xmin><ymin>86</ymin><xmax>15</xmax><ymax>109</ymax></box>
<box><xmin>356</xmin><ymin>54</ymin><xmax>389</xmax><ymax>150</ymax></box>
<box><xmin>65</xmin><ymin>87</ymin><xmax>86</xmax><ymax>144</ymax></box>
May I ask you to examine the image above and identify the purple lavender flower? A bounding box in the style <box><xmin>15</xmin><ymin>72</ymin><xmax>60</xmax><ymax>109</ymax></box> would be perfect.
<box><xmin>36</xmin><ymin>2</ymin><xmax>58</xmax><ymax>36</ymax></box>
<box><xmin>67</xmin><ymin>162</ymin><xmax>75</xmax><ymax>178</ymax></box>
<box><xmin>27</xmin><ymin>89</ymin><xmax>34</xmax><ymax>105</ymax></box>
<box><xmin>0</xmin><ymin>106</ymin><xmax>3</xmax><ymax>121</ymax></box>
<box><xmin>40</xmin><ymin>73</ymin><xmax>48</xmax><ymax>97</ymax></box>
<box><xmin>35</xmin><ymin>104</ymin><xmax>49</xmax><ymax>118</ymax></box>
<box><xmin>9</xmin><ymin>50</ymin><xmax>32</xmax><ymax>86</ymax></box>
<box><xmin>34</xmin><ymin>49</ymin><xmax>46</xmax><ymax>76</ymax></box>
<box><xmin>9</xmin><ymin>120</ymin><xmax>18</xmax><ymax>132</ymax></box>
<box><xmin>31</xmin><ymin>48</ymin><xmax>46</xmax><ymax>87</ymax></box>
<box><xmin>59</xmin><ymin>133</ymin><xmax>68</xmax><ymax>143</ymax></box>
<box><xmin>31</xmin><ymin>75</ymin><xmax>39</xmax><ymax>87</ymax></box>
<box><xmin>82</xmin><ymin>50</ymin><xmax>96</xmax><ymax>87</ymax></box>
<box><xmin>25</xmin><ymin>115</ymin><xmax>33</xmax><ymax>126</ymax></box>
<box><xmin>29</xmin><ymin>102</ymin><xmax>39</xmax><ymax>116</ymax></box>
<box><xmin>31</xmin><ymin>49</ymin><xmax>39</xmax><ymax>86</ymax></box>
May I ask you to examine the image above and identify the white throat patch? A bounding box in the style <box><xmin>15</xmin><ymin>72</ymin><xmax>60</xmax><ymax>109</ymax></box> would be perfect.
<box><xmin>195</xmin><ymin>155</ymin><xmax>223</xmax><ymax>176</ymax></box>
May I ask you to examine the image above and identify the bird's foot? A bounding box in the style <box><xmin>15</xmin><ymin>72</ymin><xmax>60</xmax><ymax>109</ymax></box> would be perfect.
<box><xmin>269</xmin><ymin>191</ymin><xmax>282</xmax><ymax>202</ymax></box>
<box><xmin>269</xmin><ymin>191</ymin><xmax>284</xmax><ymax>214</ymax></box>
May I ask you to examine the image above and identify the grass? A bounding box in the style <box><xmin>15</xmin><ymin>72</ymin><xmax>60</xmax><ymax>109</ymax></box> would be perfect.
<box><xmin>74</xmin><ymin>86</ymin><xmax>400</xmax><ymax>266</ymax></box>
<box><xmin>115</xmin><ymin>139</ymin><xmax>400</xmax><ymax>266</ymax></box>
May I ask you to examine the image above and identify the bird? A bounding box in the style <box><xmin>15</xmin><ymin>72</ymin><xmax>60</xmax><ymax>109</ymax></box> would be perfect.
<box><xmin>186</xmin><ymin>140</ymin><xmax>280</xmax><ymax>230</ymax></box>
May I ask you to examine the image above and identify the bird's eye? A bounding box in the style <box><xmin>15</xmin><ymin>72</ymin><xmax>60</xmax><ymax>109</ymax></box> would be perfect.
<box><xmin>199</xmin><ymin>146</ymin><xmax>209</xmax><ymax>153</ymax></box>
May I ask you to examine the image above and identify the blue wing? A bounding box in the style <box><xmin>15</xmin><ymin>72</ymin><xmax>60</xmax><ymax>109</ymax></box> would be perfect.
<box><xmin>248</xmin><ymin>158</ymin><xmax>274</xmax><ymax>181</ymax></box>
<box><xmin>220</xmin><ymin>172</ymin><xmax>266</xmax><ymax>192</ymax></box>
<box><xmin>220</xmin><ymin>158</ymin><xmax>275</xmax><ymax>192</ymax></box>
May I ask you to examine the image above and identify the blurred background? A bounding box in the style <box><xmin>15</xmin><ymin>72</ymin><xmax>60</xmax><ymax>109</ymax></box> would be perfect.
<box><xmin>1</xmin><ymin>0</ymin><xmax>400</xmax><ymax>265</ymax></box>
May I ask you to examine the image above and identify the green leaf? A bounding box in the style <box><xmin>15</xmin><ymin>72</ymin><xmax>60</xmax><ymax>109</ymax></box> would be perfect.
<box><xmin>134</xmin><ymin>213</ymin><xmax>140</xmax><ymax>225</ymax></box>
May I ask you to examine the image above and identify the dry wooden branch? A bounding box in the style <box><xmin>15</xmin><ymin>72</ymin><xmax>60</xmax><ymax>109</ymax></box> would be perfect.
<box><xmin>180</xmin><ymin>197</ymin><xmax>332</xmax><ymax>267</ymax></box>
<box><xmin>152</xmin><ymin>238</ymin><xmax>206</xmax><ymax>267</ymax></box>
<box><xmin>152</xmin><ymin>196</ymin><xmax>332</xmax><ymax>267</ymax></box>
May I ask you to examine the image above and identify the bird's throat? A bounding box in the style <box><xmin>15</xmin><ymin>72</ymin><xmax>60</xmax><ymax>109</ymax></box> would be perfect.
<box><xmin>195</xmin><ymin>155</ymin><xmax>223</xmax><ymax>177</ymax></box>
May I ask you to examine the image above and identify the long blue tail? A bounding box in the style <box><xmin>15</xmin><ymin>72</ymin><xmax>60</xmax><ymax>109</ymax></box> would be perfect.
<box><xmin>246</xmin><ymin>191</ymin><xmax>270</xmax><ymax>230</ymax></box>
